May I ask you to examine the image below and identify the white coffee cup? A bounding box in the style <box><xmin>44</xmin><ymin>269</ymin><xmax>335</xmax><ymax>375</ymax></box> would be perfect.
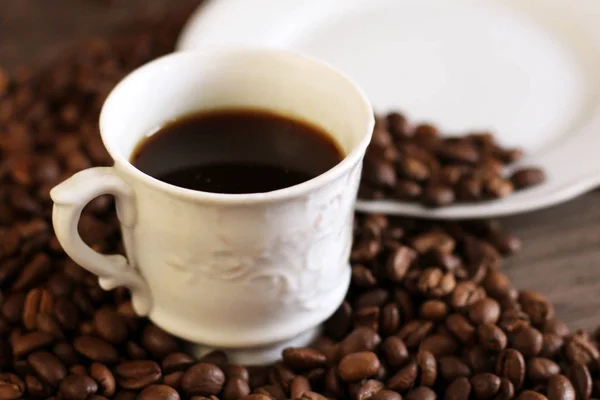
<box><xmin>50</xmin><ymin>49</ymin><xmax>373</xmax><ymax>364</ymax></box>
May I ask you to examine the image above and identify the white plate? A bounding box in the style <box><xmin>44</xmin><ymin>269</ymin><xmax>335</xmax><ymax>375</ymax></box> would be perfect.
<box><xmin>177</xmin><ymin>0</ymin><xmax>600</xmax><ymax>219</ymax></box>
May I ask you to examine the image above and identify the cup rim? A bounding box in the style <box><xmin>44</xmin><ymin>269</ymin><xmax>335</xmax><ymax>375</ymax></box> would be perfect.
<box><xmin>99</xmin><ymin>48</ymin><xmax>374</xmax><ymax>204</ymax></box>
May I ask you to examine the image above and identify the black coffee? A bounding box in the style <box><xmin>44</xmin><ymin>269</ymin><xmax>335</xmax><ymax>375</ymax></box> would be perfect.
<box><xmin>130</xmin><ymin>108</ymin><xmax>344</xmax><ymax>194</ymax></box>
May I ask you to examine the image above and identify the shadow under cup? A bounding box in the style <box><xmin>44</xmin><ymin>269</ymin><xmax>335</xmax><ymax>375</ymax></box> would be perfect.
<box><xmin>96</xmin><ymin>49</ymin><xmax>374</xmax><ymax>359</ymax></box>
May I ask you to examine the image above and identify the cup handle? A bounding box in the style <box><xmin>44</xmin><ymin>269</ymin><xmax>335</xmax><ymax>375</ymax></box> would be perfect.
<box><xmin>50</xmin><ymin>167</ymin><xmax>152</xmax><ymax>316</ymax></box>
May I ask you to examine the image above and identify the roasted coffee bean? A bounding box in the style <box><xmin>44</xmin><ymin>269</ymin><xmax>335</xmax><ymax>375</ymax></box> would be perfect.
<box><xmin>351</xmin><ymin>239</ymin><xmax>381</xmax><ymax>263</ymax></box>
<box><xmin>355</xmin><ymin>289</ymin><xmax>389</xmax><ymax>309</ymax></box>
<box><xmin>0</xmin><ymin>229</ymin><xmax>20</xmax><ymax>260</ymax></box>
<box><xmin>70</xmin><ymin>365</ymin><xmax>87</xmax><ymax>376</ymax></box>
<box><xmin>59</xmin><ymin>374</ymin><xmax>98</xmax><ymax>400</ymax></box>
<box><xmin>53</xmin><ymin>342</ymin><xmax>80</xmax><ymax>366</ymax></box>
<box><xmin>516</xmin><ymin>391</ymin><xmax>548</xmax><ymax>400</ymax></box>
<box><xmin>393</xmin><ymin>289</ymin><xmax>415</xmax><ymax>322</ymax></box>
<box><xmin>2</xmin><ymin>291</ymin><xmax>26</xmax><ymax>324</ymax></box>
<box><xmin>181</xmin><ymin>363</ymin><xmax>225</xmax><ymax>396</ymax></box>
<box><xmin>12</xmin><ymin>331</ymin><xmax>54</xmax><ymax>357</ymax></box>
<box><xmin>437</xmin><ymin>141</ymin><xmax>480</xmax><ymax>164</ymax></box>
<box><xmin>478</xmin><ymin>323</ymin><xmax>507</xmax><ymax>352</ymax></box>
<box><xmin>0</xmin><ymin>373</ymin><xmax>25</xmax><ymax>400</ymax></box>
<box><xmin>495</xmin><ymin>378</ymin><xmax>514</xmax><ymax>400</ymax></box>
<box><xmin>519</xmin><ymin>291</ymin><xmax>554</xmax><ymax>327</ymax></box>
<box><xmin>28</xmin><ymin>351</ymin><xmax>66</xmax><ymax>387</ymax></box>
<box><xmin>398</xmin><ymin>157</ymin><xmax>430</xmax><ymax>181</ymax></box>
<box><xmin>370</xmin><ymin>390</ymin><xmax>402</xmax><ymax>400</ymax></box>
<box><xmin>282</xmin><ymin>347</ymin><xmax>327</xmax><ymax>371</ymax></box>
<box><xmin>380</xmin><ymin>303</ymin><xmax>401</xmax><ymax>336</ymax></box>
<box><xmin>138</xmin><ymin>384</ymin><xmax>181</xmax><ymax>400</ymax></box>
<box><xmin>420</xmin><ymin>299</ymin><xmax>449</xmax><ymax>321</ymax></box>
<box><xmin>439</xmin><ymin>356</ymin><xmax>472</xmax><ymax>382</ymax></box>
<box><xmin>496</xmin><ymin>349</ymin><xmax>525</xmax><ymax>391</ymax></box>
<box><xmin>386</xmin><ymin>246</ymin><xmax>416</xmax><ymax>282</ymax></box>
<box><xmin>73</xmin><ymin>336</ymin><xmax>118</xmax><ymax>363</ymax></box>
<box><xmin>387</xmin><ymin>361</ymin><xmax>418</xmax><ymax>392</ymax></box>
<box><xmin>397</xmin><ymin>320</ymin><xmax>433</xmax><ymax>348</ymax></box>
<box><xmin>466</xmin><ymin>345</ymin><xmax>495</xmax><ymax>375</ymax></box>
<box><xmin>115</xmin><ymin>360</ymin><xmax>161</xmax><ymax>390</ymax></box>
<box><xmin>324</xmin><ymin>367</ymin><xmax>343</xmax><ymax>397</ymax></box>
<box><xmin>54</xmin><ymin>298</ymin><xmax>80</xmax><ymax>331</ymax></box>
<box><xmin>339</xmin><ymin>327</ymin><xmax>381</xmax><ymax>358</ymax></box>
<box><xmin>404</xmin><ymin>386</ymin><xmax>435</xmax><ymax>400</ymax></box>
<box><xmin>36</xmin><ymin>313</ymin><xmax>64</xmax><ymax>340</ymax></box>
<box><xmin>542</xmin><ymin>319</ymin><xmax>569</xmax><ymax>337</ymax></box>
<box><xmin>484</xmin><ymin>177</ymin><xmax>513</xmax><ymax>199</ymax></box>
<box><xmin>412</xmin><ymin>123</ymin><xmax>439</xmax><ymax>146</ymax></box>
<box><xmin>394</xmin><ymin>180</ymin><xmax>423</xmax><ymax>200</ymax></box>
<box><xmin>510</xmin><ymin>168</ymin><xmax>545</xmax><ymax>189</ymax></box>
<box><xmin>488</xmin><ymin>231</ymin><xmax>522</xmax><ymax>255</ymax></box>
<box><xmin>254</xmin><ymin>383</ymin><xmax>287</xmax><ymax>400</ymax></box>
<box><xmin>566</xmin><ymin>363</ymin><xmax>592</xmax><ymax>400</ymax></box>
<box><xmin>511</xmin><ymin>326</ymin><xmax>543</xmax><ymax>358</ymax></box>
<box><xmin>527</xmin><ymin>358</ymin><xmax>560</xmax><ymax>382</ymax></box>
<box><xmin>451</xmin><ymin>282</ymin><xmax>487</xmax><ymax>311</ymax></box>
<box><xmin>90</xmin><ymin>362</ymin><xmax>115</xmax><ymax>396</ymax></box>
<box><xmin>354</xmin><ymin>306</ymin><xmax>380</xmax><ymax>331</ymax></box>
<box><xmin>338</xmin><ymin>351</ymin><xmax>380</xmax><ymax>382</ymax></box>
<box><xmin>540</xmin><ymin>333</ymin><xmax>564</xmax><ymax>359</ymax></box>
<box><xmin>422</xmin><ymin>184</ymin><xmax>455</xmax><ymax>207</ymax></box>
<box><xmin>387</xmin><ymin>112</ymin><xmax>411</xmax><ymax>138</ymax></box>
<box><xmin>547</xmin><ymin>375</ymin><xmax>576</xmax><ymax>400</ymax></box>
<box><xmin>564</xmin><ymin>333</ymin><xmax>600</xmax><ymax>367</ymax></box>
<box><xmin>419</xmin><ymin>334</ymin><xmax>458</xmax><ymax>357</ymax></box>
<box><xmin>93</xmin><ymin>308</ymin><xmax>128</xmax><ymax>344</ymax></box>
<box><xmin>325</xmin><ymin>301</ymin><xmax>353</xmax><ymax>340</ymax></box>
<box><xmin>446</xmin><ymin>313</ymin><xmax>476</xmax><ymax>345</ymax></box>
<box><xmin>13</xmin><ymin>253</ymin><xmax>50</xmax><ymax>290</ymax></box>
<box><xmin>418</xmin><ymin>267</ymin><xmax>456</xmax><ymax>298</ymax></box>
<box><xmin>289</xmin><ymin>376</ymin><xmax>311</xmax><ymax>400</ymax></box>
<box><xmin>483</xmin><ymin>270</ymin><xmax>514</xmax><ymax>301</ymax></box>
<box><xmin>26</xmin><ymin>373</ymin><xmax>52</xmax><ymax>397</ymax></box>
<box><xmin>445</xmin><ymin>377</ymin><xmax>471</xmax><ymax>400</ymax></box>
<box><xmin>382</xmin><ymin>336</ymin><xmax>410</xmax><ymax>369</ymax></box>
<box><xmin>410</xmin><ymin>231</ymin><xmax>455</xmax><ymax>254</ymax></box>
<box><xmin>22</xmin><ymin>288</ymin><xmax>53</xmax><ymax>330</ymax></box>
<box><xmin>416</xmin><ymin>350</ymin><xmax>437</xmax><ymax>387</ymax></box>
<box><xmin>471</xmin><ymin>373</ymin><xmax>501</xmax><ymax>399</ymax></box>
<box><xmin>352</xmin><ymin>379</ymin><xmax>383</xmax><ymax>400</ymax></box>
<box><xmin>163</xmin><ymin>371</ymin><xmax>183</xmax><ymax>390</ymax></box>
<box><xmin>127</xmin><ymin>341</ymin><xmax>150</xmax><ymax>360</ymax></box>
<box><xmin>298</xmin><ymin>391</ymin><xmax>329</xmax><ymax>400</ymax></box>
<box><xmin>163</xmin><ymin>353</ymin><xmax>195</xmax><ymax>374</ymax></box>
<box><xmin>363</xmin><ymin>159</ymin><xmax>397</xmax><ymax>188</ymax></box>
<box><xmin>498</xmin><ymin>309</ymin><xmax>530</xmax><ymax>334</ymax></box>
<box><xmin>352</xmin><ymin>266</ymin><xmax>377</xmax><ymax>288</ymax></box>
<box><xmin>268</xmin><ymin>363</ymin><xmax>295</xmax><ymax>392</ymax></box>
<box><xmin>199</xmin><ymin>350</ymin><xmax>228</xmax><ymax>368</ymax></box>
<box><xmin>469</xmin><ymin>298</ymin><xmax>501</xmax><ymax>325</ymax></box>
<box><xmin>142</xmin><ymin>325</ymin><xmax>180</xmax><ymax>358</ymax></box>
<box><xmin>457</xmin><ymin>177</ymin><xmax>483</xmax><ymax>201</ymax></box>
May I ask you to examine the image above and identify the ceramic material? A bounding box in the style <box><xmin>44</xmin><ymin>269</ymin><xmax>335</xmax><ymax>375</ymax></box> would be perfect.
<box><xmin>50</xmin><ymin>49</ymin><xmax>374</xmax><ymax>364</ymax></box>
<box><xmin>178</xmin><ymin>0</ymin><xmax>600</xmax><ymax>219</ymax></box>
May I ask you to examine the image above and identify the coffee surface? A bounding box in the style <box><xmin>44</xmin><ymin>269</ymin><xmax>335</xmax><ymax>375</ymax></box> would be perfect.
<box><xmin>130</xmin><ymin>109</ymin><xmax>343</xmax><ymax>194</ymax></box>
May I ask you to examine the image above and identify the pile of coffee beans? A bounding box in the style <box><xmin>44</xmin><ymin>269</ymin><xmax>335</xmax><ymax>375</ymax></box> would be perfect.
<box><xmin>0</xmin><ymin>3</ymin><xmax>597</xmax><ymax>400</ymax></box>
<box><xmin>359</xmin><ymin>113</ymin><xmax>546</xmax><ymax>207</ymax></box>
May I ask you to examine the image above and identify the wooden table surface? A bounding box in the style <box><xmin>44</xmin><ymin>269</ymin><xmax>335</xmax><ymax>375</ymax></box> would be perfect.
<box><xmin>1</xmin><ymin>0</ymin><xmax>598</xmax><ymax>332</ymax></box>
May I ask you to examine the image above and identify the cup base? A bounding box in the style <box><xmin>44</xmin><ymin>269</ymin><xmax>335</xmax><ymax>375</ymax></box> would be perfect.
<box><xmin>189</xmin><ymin>325</ymin><xmax>321</xmax><ymax>365</ymax></box>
